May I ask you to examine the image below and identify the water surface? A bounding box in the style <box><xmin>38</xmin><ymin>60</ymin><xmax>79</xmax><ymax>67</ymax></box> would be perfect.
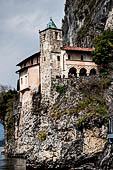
<box><xmin>0</xmin><ymin>147</ymin><xmax>26</xmax><ymax>170</ymax></box>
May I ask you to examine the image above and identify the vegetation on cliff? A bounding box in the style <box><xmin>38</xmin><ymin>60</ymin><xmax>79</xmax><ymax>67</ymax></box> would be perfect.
<box><xmin>0</xmin><ymin>86</ymin><xmax>18</xmax><ymax>140</ymax></box>
<box><xmin>50</xmin><ymin>75</ymin><xmax>111</xmax><ymax>131</ymax></box>
<box><xmin>92</xmin><ymin>30</ymin><xmax>113</xmax><ymax>65</ymax></box>
<box><xmin>27</xmin><ymin>75</ymin><xmax>112</xmax><ymax>169</ymax></box>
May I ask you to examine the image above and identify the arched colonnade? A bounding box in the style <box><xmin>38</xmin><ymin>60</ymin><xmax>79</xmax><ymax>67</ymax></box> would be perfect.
<box><xmin>68</xmin><ymin>66</ymin><xmax>97</xmax><ymax>78</ymax></box>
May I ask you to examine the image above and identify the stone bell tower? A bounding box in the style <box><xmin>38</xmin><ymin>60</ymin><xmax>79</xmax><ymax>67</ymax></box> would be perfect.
<box><xmin>39</xmin><ymin>18</ymin><xmax>62</xmax><ymax>103</ymax></box>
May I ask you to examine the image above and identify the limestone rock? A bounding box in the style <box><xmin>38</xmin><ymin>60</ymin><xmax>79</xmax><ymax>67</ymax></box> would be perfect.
<box><xmin>62</xmin><ymin>0</ymin><xmax>113</xmax><ymax>47</ymax></box>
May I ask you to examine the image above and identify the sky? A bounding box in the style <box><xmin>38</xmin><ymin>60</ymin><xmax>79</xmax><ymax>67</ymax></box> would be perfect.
<box><xmin>0</xmin><ymin>0</ymin><xmax>65</xmax><ymax>88</ymax></box>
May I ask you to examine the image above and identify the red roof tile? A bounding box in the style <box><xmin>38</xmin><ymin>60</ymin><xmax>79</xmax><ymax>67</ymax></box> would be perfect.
<box><xmin>63</xmin><ymin>46</ymin><xmax>93</xmax><ymax>52</ymax></box>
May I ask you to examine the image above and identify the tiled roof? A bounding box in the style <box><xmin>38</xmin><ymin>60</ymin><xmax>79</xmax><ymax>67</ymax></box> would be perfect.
<box><xmin>63</xmin><ymin>46</ymin><xmax>93</xmax><ymax>52</ymax></box>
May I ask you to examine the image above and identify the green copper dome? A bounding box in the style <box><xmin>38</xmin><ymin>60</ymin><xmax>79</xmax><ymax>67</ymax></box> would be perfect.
<box><xmin>46</xmin><ymin>18</ymin><xmax>57</xmax><ymax>29</ymax></box>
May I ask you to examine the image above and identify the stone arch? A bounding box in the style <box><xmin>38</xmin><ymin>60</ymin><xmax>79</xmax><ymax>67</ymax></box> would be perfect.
<box><xmin>68</xmin><ymin>67</ymin><xmax>77</xmax><ymax>78</ymax></box>
<box><xmin>89</xmin><ymin>68</ymin><xmax>96</xmax><ymax>76</ymax></box>
<box><xmin>79</xmin><ymin>68</ymin><xmax>87</xmax><ymax>76</ymax></box>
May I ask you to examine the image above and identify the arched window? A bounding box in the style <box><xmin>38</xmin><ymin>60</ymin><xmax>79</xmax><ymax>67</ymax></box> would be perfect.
<box><xmin>79</xmin><ymin>68</ymin><xmax>87</xmax><ymax>76</ymax></box>
<box><xmin>68</xmin><ymin>67</ymin><xmax>77</xmax><ymax>78</ymax></box>
<box><xmin>89</xmin><ymin>69</ymin><xmax>96</xmax><ymax>76</ymax></box>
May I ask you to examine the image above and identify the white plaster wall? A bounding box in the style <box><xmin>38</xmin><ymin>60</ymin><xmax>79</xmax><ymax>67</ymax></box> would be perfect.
<box><xmin>66</xmin><ymin>51</ymin><xmax>92</xmax><ymax>61</ymax></box>
<box><xmin>28</xmin><ymin>65</ymin><xmax>40</xmax><ymax>91</ymax></box>
<box><xmin>19</xmin><ymin>69</ymin><xmax>28</xmax><ymax>91</ymax></box>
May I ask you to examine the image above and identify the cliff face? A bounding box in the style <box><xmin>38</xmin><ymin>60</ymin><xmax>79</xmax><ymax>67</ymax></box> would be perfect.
<box><xmin>62</xmin><ymin>0</ymin><xmax>113</xmax><ymax>47</ymax></box>
<box><xmin>4</xmin><ymin>75</ymin><xmax>113</xmax><ymax>169</ymax></box>
<box><xmin>25</xmin><ymin>76</ymin><xmax>113</xmax><ymax>169</ymax></box>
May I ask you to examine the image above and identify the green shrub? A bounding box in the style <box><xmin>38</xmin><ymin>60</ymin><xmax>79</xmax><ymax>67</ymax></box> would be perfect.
<box><xmin>79</xmin><ymin>14</ymin><xmax>84</xmax><ymax>21</ymax></box>
<box><xmin>84</xmin><ymin>8</ymin><xmax>89</xmax><ymax>16</ymax></box>
<box><xmin>76</xmin><ymin>118</ymin><xmax>86</xmax><ymax>128</ymax></box>
<box><xmin>56</xmin><ymin>85</ymin><xmax>67</xmax><ymax>94</ymax></box>
<box><xmin>7</xmin><ymin>116</ymin><xmax>14</xmax><ymax>129</ymax></box>
<box><xmin>65</xmin><ymin>0</ymin><xmax>70</xmax><ymax>11</ymax></box>
<box><xmin>92</xmin><ymin>30</ymin><xmax>113</xmax><ymax>65</ymax></box>
<box><xmin>89</xmin><ymin>0</ymin><xmax>95</xmax><ymax>9</ymax></box>
<box><xmin>95</xmin><ymin>106</ymin><xmax>107</xmax><ymax>116</ymax></box>
<box><xmin>39</xmin><ymin>133</ymin><xmax>47</xmax><ymax>141</ymax></box>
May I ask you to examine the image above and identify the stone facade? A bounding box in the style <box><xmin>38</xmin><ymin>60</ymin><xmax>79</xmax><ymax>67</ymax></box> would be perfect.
<box><xmin>39</xmin><ymin>27</ymin><xmax>62</xmax><ymax>102</ymax></box>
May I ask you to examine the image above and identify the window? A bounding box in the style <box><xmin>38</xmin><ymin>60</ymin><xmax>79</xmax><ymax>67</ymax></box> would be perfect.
<box><xmin>37</xmin><ymin>57</ymin><xmax>39</xmax><ymax>63</ymax></box>
<box><xmin>68</xmin><ymin>67</ymin><xmax>77</xmax><ymax>78</ymax></box>
<box><xmin>21</xmin><ymin>78</ymin><xmax>23</xmax><ymax>85</ymax></box>
<box><xmin>57</xmin><ymin>56</ymin><xmax>60</xmax><ymax>61</ymax></box>
<box><xmin>31</xmin><ymin>59</ymin><xmax>33</xmax><ymax>64</ymax></box>
<box><xmin>89</xmin><ymin>69</ymin><xmax>96</xmax><ymax>76</ymax></box>
<box><xmin>55</xmin><ymin>32</ymin><xmax>58</xmax><ymax>40</ymax></box>
<box><xmin>44</xmin><ymin>57</ymin><xmax>46</xmax><ymax>61</ymax></box>
<box><xmin>79</xmin><ymin>68</ymin><xmax>87</xmax><ymax>76</ymax></box>
<box><xmin>68</xmin><ymin>55</ymin><xmax>70</xmax><ymax>60</ymax></box>
<box><xmin>25</xmin><ymin>76</ymin><xmax>27</xmax><ymax>84</ymax></box>
<box><xmin>42</xmin><ymin>44</ymin><xmax>43</xmax><ymax>49</ymax></box>
<box><xmin>81</xmin><ymin>55</ymin><xmax>83</xmax><ymax>61</ymax></box>
<box><xmin>43</xmin><ymin>34</ymin><xmax>46</xmax><ymax>40</ymax></box>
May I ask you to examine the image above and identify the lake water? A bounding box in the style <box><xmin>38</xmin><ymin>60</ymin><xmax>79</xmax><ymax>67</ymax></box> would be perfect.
<box><xmin>0</xmin><ymin>147</ymin><xmax>26</xmax><ymax>170</ymax></box>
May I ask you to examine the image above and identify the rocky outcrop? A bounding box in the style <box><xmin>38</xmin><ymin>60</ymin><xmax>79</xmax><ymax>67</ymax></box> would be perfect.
<box><xmin>4</xmin><ymin>91</ymin><xmax>42</xmax><ymax>158</ymax></box>
<box><xmin>5</xmin><ymin>76</ymin><xmax>113</xmax><ymax>169</ymax></box>
<box><xmin>25</xmin><ymin>76</ymin><xmax>113</xmax><ymax>169</ymax></box>
<box><xmin>62</xmin><ymin>0</ymin><xmax>113</xmax><ymax>47</ymax></box>
<box><xmin>26</xmin><ymin>112</ymin><xmax>107</xmax><ymax>169</ymax></box>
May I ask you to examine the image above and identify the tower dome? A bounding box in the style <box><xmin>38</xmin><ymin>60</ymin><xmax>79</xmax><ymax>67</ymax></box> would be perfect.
<box><xmin>46</xmin><ymin>18</ymin><xmax>57</xmax><ymax>29</ymax></box>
